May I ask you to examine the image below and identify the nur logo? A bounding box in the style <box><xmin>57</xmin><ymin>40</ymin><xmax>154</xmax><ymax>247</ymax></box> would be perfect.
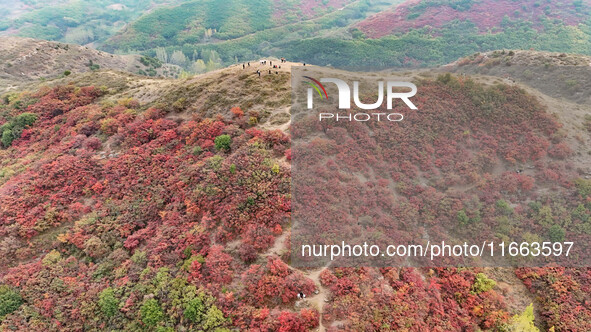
<box><xmin>305</xmin><ymin>77</ymin><xmax>418</xmax><ymax>110</ymax></box>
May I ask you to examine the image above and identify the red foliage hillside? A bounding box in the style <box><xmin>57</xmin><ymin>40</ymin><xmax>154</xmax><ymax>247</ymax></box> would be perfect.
<box><xmin>292</xmin><ymin>73</ymin><xmax>588</xmax><ymax>269</ymax></box>
<box><xmin>517</xmin><ymin>267</ymin><xmax>591</xmax><ymax>331</ymax></box>
<box><xmin>0</xmin><ymin>84</ymin><xmax>313</xmax><ymax>330</ymax></box>
<box><xmin>321</xmin><ymin>267</ymin><xmax>508</xmax><ymax>330</ymax></box>
<box><xmin>356</xmin><ymin>0</ymin><xmax>588</xmax><ymax>38</ymax></box>
<box><xmin>0</xmin><ymin>70</ymin><xmax>590</xmax><ymax>330</ymax></box>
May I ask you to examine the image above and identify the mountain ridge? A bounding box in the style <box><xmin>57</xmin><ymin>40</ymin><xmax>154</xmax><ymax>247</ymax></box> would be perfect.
<box><xmin>0</xmin><ymin>37</ymin><xmax>182</xmax><ymax>93</ymax></box>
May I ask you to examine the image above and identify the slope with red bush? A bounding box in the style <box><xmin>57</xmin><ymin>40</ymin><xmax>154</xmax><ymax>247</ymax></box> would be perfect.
<box><xmin>0</xmin><ymin>62</ymin><xmax>590</xmax><ymax>330</ymax></box>
<box><xmin>356</xmin><ymin>0</ymin><xmax>589</xmax><ymax>38</ymax></box>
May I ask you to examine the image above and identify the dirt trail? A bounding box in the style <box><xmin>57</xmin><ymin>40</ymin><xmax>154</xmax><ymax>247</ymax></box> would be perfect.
<box><xmin>485</xmin><ymin>267</ymin><xmax>541</xmax><ymax>326</ymax></box>
<box><xmin>264</xmin><ymin>230</ymin><xmax>331</xmax><ymax>331</ymax></box>
<box><xmin>261</xmin><ymin>106</ymin><xmax>291</xmax><ymax>132</ymax></box>
<box><xmin>304</xmin><ymin>267</ymin><xmax>330</xmax><ymax>332</ymax></box>
<box><xmin>264</xmin><ymin>231</ymin><xmax>289</xmax><ymax>257</ymax></box>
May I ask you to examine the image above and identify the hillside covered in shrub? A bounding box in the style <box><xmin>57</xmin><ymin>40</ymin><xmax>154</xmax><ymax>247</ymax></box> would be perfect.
<box><xmin>0</xmin><ymin>62</ymin><xmax>590</xmax><ymax>330</ymax></box>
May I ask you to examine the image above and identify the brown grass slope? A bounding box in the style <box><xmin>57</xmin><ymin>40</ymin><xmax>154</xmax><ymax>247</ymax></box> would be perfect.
<box><xmin>0</xmin><ymin>37</ymin><xmax>180</xmax><ymax>93</ymax></box>
<box><xmin>441</xmin><ymin>50</ymin><xmax>591</xmax><ymax>174</ymax></box>
<box><xmin>443</xmin><ymin>50</ymin><xmax>591</xmax><ymax>105</ymax></box>
<box><xmin>24</xmin><ymin>59</ymin><xmax>297</xmax><ymax>130</ymax></box>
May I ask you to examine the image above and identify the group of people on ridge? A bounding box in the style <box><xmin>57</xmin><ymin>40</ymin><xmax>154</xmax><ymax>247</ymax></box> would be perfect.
<box><xmin>245</xmin><ymin>58</ymin><xmax>287</xmax><ymax>77</ymax></box>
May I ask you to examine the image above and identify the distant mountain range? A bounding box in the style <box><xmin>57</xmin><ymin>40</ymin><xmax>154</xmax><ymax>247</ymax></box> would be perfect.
<box><xmin>4</xmin><ymin>0</ymin><xmax>591</xmax><ymax>72</ymax></box>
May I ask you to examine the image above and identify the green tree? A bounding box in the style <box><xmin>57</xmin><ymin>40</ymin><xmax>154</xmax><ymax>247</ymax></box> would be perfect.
<box><xmin>572</xmin><ymin>204</ymin><xmax>589</xmax><ymax>222</ymax></box>
<box><xmin>548</xmin><ymin>224</ymin><xmax>565</xmax><ymax>242</ymax></box>
<box><xmin>575</xmin><ymin>178</ymin><xmax>591</xmax><ymax>197</ymax></box>
<box><xmin>141</xmin><ymin>298</ymin><xmax>164</xmax><ymax>327</ymax></box>
<box><xmin>183</xmin><ymin>295</ymin><xmax>205</xmax><ymax>323</ymax></box>
<box><xmin>271</xmin><ymin>164</ymin><xmax>279</xmax><ymax>174</ymax></box>
<box><xmin>507</xmin><ymin>303</ymin><xmax>539</xmax><ymax>331</ymax></box>
<box><xmin>457</xmin><ymin>209</ymin><xmax>469</xmax><ymax>225</ymax></box>
<box><xmin>98</xmin><ymin>288</ymin><xmax>119</xmax><ymax>318</ymax></box>
<box><xmin>0</xmin><ymin>285</ymin><xmax>23</xmax><ymax>320</ymax></box>
<box><xmin>203</xmin><ymin>305</ymin><xmax>225</xmax><ymax>330</ymax></box>
<box><xmin>156</xmin><ymin>327</ymin><xmax>175</xmax><ymax>332</ymax></box>
<box><xmin>14</xmin><ymin>113</ymin><xmax>37</xmax><ymax>128</ymax></box>
<box><xmin>0</xmin><ymin>112</ymin><xmax>38</xmax><ymax>148</ymax></box>
<box><xmin>170</xmin><ymin>50</ymin><xmax>188</xmax><ymax>66</ymax></box>
<box><xmin>495</xmin><ymin>199</ymin><xmax>514</xmax><ymax>216</ymax></box>
<box><xmin>536</xmin><ymin>205</ymin><xmax>554</xmax><ymax>228</ymax></box>
<box><xmin>192</xmin><ymin>59</ymin><xmax>207</xmax><ymax>74</ymax></box>
<box><xmin>214</xmin><ymin>134</ymin><xmax>231</xmax><ymax>151</ymax></box>
<box><xmin>471</xmin><ymin>273</ymin><xmax>496</xmax><ymax>294</ymax></box>
<box><xmin>1</xmin><ymin>129</ymin><xmax>13</xmax><ymax>148</ymax></box>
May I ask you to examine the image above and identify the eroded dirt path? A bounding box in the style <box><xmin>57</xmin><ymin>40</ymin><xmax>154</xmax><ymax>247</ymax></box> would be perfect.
<box><xmin>304</xmin><ymin>267</ymin><xmax>330</xmax><ymax>332</ymax></box>
<box><xmin>264</xmin><ymin>230</ymin><xmax>331</xmax><ymax>331</ymax></box>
